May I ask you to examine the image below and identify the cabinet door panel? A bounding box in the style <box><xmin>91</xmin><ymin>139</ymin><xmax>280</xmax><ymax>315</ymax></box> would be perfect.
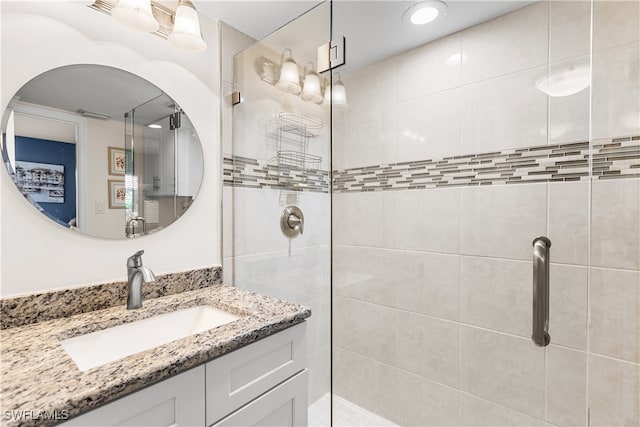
<box><xmin>212</xmin><ymin>370</ymin><xmax>308</xmax><ymax>427</ymax></box>
<box><xmin>60</xmin><ymin>365</ymin><xmax>205</xmax><ymax>427</ymax></box>
<box><xmin>206</xmin><ymin>323</ymin><xmax>306</xmax><ymax>425</ymax></box>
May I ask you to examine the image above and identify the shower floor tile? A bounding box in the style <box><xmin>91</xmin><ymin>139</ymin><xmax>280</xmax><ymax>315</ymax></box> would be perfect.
<box><xmin>309</xmin><ymin>393</ymin><xmax>398</xmax><ymax>427</ymax></box>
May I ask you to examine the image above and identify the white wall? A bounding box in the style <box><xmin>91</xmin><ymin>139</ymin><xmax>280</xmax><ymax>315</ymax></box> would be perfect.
<box><xmin>0</xmin><ymin>1</ymin><xmax>221</xmax><ymax>296</ymax></box>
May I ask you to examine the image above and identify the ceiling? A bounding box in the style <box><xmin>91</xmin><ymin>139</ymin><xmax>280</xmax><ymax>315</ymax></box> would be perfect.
<box><xmin>197</xmin><ymin>0</ymin><xmax>535</xmax><ymax>72</ymax></box>
<box><xmin>16</xmin><ymin>65</ymin><xmax>176</xmax><ymax>126</ymax></box>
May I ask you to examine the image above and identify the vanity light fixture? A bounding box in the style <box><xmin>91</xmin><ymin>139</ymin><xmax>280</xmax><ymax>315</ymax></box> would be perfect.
<box><xmin>323</xmin><ymin>73</ymin><xmax>348</xmax><ymax>107</ymax></box>
<box><xmin>168</xmin><ymin>0</ymin><xmax>207</xmax><ymax>52</ymax></box>
<box><xmin>331</xmin><ymin>73</ymin><xmax>348</xmax><ymax>106</ymax></box>
<box><xmin>89</xmin><ymin>0</ymin><xmax>206</xmax><ymax>52</ymax></box>
<box><xmin>301</xmin><ymin>62</ymin><xmax>323</xmax><ymax>103</ymax></box>
<box><xmin>111</xmin><ymin>0</ymin><xmax>159</xmax><ymax>32</ymax></box>
<box><xmin>403</xmin><ymin>1</ymin><xmax>447</xmax><ymax>25</ymax></box>
<box><xmin>275</xmin><ymin>49</ymin><xmax>302</xmax><ymax>94</ymax></box>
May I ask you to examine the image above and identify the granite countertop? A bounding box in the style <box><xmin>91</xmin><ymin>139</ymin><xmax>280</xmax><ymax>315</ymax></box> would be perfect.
<box><xmin>0</xmin><ymin>284</ymin><xmax>311</xmax><ymax>426</ymax></box>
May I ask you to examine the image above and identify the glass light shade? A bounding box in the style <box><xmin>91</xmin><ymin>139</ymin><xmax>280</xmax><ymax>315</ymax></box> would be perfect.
<box><xmin>276</xmin><ymin>59</ymin><xmax>301</xmax><ymax>94</ymax></box>
<box><xmin>332</xmin><ymin>81</ymin><xmax>348</xmax><ymax>106</ymax></box>
<box><xmin>535</xmin><ymin>64</ymin><xmax>590</xmax><ymax>97</ymax></box>
<box><xmin>112</xmin><ymin>0</ymin><xmax>159</xmax><ymax>32</ymax></box>
<box><xmin>301</xmin><ymin>71</ymin><xmax>323</xmax><ymax>103</ymax></box>
<box><xmin>168</xmin><ymin>0</ymin><xmax>207</xmax><ymax>52</ymax></box>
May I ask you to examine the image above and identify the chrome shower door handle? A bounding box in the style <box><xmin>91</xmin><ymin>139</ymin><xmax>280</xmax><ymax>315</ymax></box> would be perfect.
<box><xmin>532</xmin><ymin>236</ymin><xmax>551</xmax><ymax>347</ymax></box>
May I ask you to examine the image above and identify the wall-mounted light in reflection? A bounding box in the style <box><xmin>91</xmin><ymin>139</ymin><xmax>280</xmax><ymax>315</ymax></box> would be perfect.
<box><xmin>275</xmin><ymin>49</ymin><xmax>302</xmax><ymax>94</ymax></box>
<box><xmin>301</xmin><ymin>62</ymin><xmax>323</xmax><ymax>103</ymax></box>
<box><xmin>536</xmin><ymin>62</ymin><xmax>590</xmax><ymax>97</ymax></box>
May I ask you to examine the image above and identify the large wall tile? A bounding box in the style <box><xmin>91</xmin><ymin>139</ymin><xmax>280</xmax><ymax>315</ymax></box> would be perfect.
<box><xmin>461</xmin><ymin>2</ymin><xmax>548</xmax><ymax>84</ymax></box>
<box><xmin>397</xmin><ymin>88</ymin><xmax>461</xmax><ymax>162</ymax></box>
<box><xmin>333</xmin><ymin>246</ymin><xmax>399</xmax><ymax>306</ymax></box>
<box><xmin>548</xmin><ymin>181</ymin><xmax>589</xmax><ymax>266</ymax></box>
<box><xmin>332</xmin><ymin>347</ymin><xmax>348</xmax><ymax>398</ymax></box>
<box><xmin>395</xmin><ymin>370</ymin><xmax>460</xmax><ymax>427</ymax></box>
<box><xmin>460</xmin><ymin>256</ymin><xmax>531</xmax><ymax>337</ymax></box>
<box><xmin>588</xmin><ymin>355</ymin><xmax>640</xmax><ymax>426</ymax></box>
<box><xmin>335</xmin><ymin>298</ymin><xmax>397</xmax><ymax>366</ymax></box>
<box><xmin>592</xmin><ymin>42</ymin><xmax>640</xmax><ymax>139</ymax></box>
<box><xmin>593</xmin><ymin>0</ymin><xmax>640</xmax><ymax>52</ymax></box>
<box><xmin>461</xmin><ymin>184</ymin><xmax>547</xmax><ymax>260</ymax></box>
<box><xmin>591</xmin><ymin>179</ymin><xmax>640</xmax><ymax>270</ymax></box>
<box><xmin>546</xmin><ymin>346</ymin><xmax>587</xmax><ymax>427</ymax></box>
<box><xmin>343</xmin><ymin>103</ymin><xmax>398</xmax><ymax>168</ymax></box>
<box><xmin>397</xmin><ymin>34</ymin><xmax>461</xmax><ymax>102</ymax></box>
<box><xmin>395</xmin><ymin>187</ymin><xmax>460</xmax><ymax>254</ymax></box>
<box><xmin>461</xmin><ymin>394</ymin><xmax>544</xmax><ymax>427</ymax></box>
<box><xmin>590</xmin><ymin>268</ymin><xmax>640</xmax><ymax>363</ymax></box>
<box><xmin>396</xmin><ymin>311</ymin><xmax>460</xmax><ymax>388</ymax></box>
<box><xmin>395</xmin><ymin>251</ymin><xmax>460</xmax><ymax>321</ymax></box>
<box><xmin>234</xmin><ymin>246</ymin><xmax>329</xmax><ymax>304</ymax></box>
<box><xmin>548</xmin><ymin>56</ymin><xmax>590</xmax><ymax>144</ymax></box>
<box><xmin>233</xmin><ymin>188</ymin><xmax>330</xmax><ymax>256</ymax></box>
<box><xmin>461</xmin><ymin>326</ymin><xmax>545</xmax><ymax>419</ymax></box>
<box><xmin>461</xmin><ymin>66</ymin><xmax>548</xmax><ymax>153</ymax></box>
<box><xmin>308</xmin><ymin>344</ymin><xmax>330</xmax><ymax>404</ymax></box>
<box><xmin>342</xmin><ymin>56</ymin><xmax>398</xmax><ymax>110</ymax></box>
<box><xmin>343</xmin><ymin>351</ymin><xmax>402</xmax><ymax>425</ymax></box>
<box><xmin>333</xmin><ymin>191</ymin><xmax>396</xmax><ymax>248</ymax></box>
<box><xmin>305</xmin><ymin>296</ymin><xmax>330</xmax><ymax>355</ymax></box>
<box><xmin>549</xmin><ymin>1</ymin><xmax>591</xmax><ymax>62</ymax></box>
<box><xmin>549</xmin><ymin>264</ymin><xmax>588</xmax><ymax>350</ymax></box>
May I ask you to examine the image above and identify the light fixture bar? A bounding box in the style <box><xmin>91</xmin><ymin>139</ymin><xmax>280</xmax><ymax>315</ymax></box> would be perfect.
<box><xmin>88</xmin><ymin>0</ymin><xmax>175</xmax><ymax>39</ymax></box>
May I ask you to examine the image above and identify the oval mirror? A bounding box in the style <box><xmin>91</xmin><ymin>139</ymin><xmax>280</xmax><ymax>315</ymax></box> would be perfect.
<box><xmin>1</xmin><ymin>65</ymin><xmax>204</xmax><ymax>239</ymax></box>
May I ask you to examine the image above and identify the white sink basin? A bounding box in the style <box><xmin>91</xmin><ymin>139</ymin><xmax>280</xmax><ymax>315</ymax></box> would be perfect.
<box><xmin>60</xmin><ymin>305</ymin><xmax>240</xmax><ymax>371</ymax></box>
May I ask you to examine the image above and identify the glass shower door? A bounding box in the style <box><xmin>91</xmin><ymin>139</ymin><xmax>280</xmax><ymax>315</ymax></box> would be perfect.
<box><xmin>125</xmin><ymin>94</ymin><xmax>191</xmax><ymax>237</ymax></box>
<box><xmin>329</xmin><ymin>1</ymin><xmax>607</xmax><ymax>426</ymax></box>
<box><xmin>224</xmin><ymin>3</ymin><xmax>332</xmax><ymax>425</ymax></box>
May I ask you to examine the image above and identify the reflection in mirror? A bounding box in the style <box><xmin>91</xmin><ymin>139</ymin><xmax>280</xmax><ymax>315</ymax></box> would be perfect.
<box><xmin>1</xmin><ymin>65</ymin><xmax>204</xmax><ymax>239</ymax></box>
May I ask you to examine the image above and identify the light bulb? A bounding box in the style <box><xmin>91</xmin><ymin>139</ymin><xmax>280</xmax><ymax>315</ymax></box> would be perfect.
<box><xmin>112</xmin><ymin>0</ymin><xmax>159</xmax><ymax>32</ymax></box>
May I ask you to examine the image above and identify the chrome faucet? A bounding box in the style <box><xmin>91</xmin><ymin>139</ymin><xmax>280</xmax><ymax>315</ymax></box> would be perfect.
<box><xmin>126</xmin><ymin>250</ymin><xmax>156</xmax><ymax>309</ymax></box>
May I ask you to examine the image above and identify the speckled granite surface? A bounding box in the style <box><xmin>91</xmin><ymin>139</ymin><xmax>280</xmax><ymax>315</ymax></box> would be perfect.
<box><xmin>0</xmin><ymin>266</ymin><xmax>222</xmax><ymax>329</ymax></box>
<box><xmin>0</xmin><ymin>284</ymin><xmax>310</xmax><ymax>427</ymax></box>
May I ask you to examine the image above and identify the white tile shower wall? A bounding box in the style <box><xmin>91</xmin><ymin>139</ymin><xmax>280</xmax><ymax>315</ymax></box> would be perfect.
<box><xmin>333</xmin><ymin>2</ymin><xmax>640</xmax><ymax>426</ymax></box>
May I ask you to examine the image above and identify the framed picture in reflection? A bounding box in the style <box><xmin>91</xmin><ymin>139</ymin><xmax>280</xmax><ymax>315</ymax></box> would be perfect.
<box><xmin>108</xmin><ymin>146</ymin><xmax>127</xmax><ymax>176</ymax></box>
<box><xmin>108</xmin><ymin>179</ymin><xmax>125</xmax><ymax>209</ymax></box>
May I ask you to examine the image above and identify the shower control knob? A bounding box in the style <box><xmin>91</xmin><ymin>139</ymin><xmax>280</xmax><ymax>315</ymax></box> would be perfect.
<box><xmin>280</xmin><ymin>206</ymin><xmax>304</xmax><ymax>238</ymax></box>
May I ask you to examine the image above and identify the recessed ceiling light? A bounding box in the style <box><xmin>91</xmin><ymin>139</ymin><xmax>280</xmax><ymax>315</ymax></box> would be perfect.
<box><xmin>403</xmin><ymin>1</ymin><xmax>447</xmax><ymax>26</ymax></box>
<box><xmin>148</xmin><ymin>124</ymin><xmax>162</xmax><ymax>129</ymax></box>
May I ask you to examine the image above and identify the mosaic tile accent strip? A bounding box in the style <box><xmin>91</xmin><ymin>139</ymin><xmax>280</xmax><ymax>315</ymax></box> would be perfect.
<box><xmin>224</xmin><ymin>155</ymin><xmax>330</xmax><ymax>193</ymax></box>
<box><xmin>0</xmin><ymin>266</ymin><xmax>222</xmax><ymax>329</ymax></box>
<box><xmin>333</xmin><ymin>136</ymin><xmax>640</xmax><ymax>192</ymax></box>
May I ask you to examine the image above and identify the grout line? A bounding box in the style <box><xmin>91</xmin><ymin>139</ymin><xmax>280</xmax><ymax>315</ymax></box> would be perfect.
<box><xmin>335</xmin><ymin>294</ymin><xmax>640</xmax><ymax>367</ymax></box>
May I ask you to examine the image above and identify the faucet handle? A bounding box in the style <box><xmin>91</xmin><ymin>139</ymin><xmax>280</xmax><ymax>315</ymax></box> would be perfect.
<box><xmin>127</xmin><ymin>250</ymin><xmax>145</xmax><ymax>268</ymax></box>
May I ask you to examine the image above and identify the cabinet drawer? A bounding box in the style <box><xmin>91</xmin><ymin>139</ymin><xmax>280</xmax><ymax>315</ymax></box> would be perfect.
<box><xmin>211</xmin><ymin>370</ymin><xmax>307</xmax><ymax>427</ymax></box>
<box><xmin>206</xmin><ymin>322</ymin><xmax>306</xmax><ymax>426</ymax></box>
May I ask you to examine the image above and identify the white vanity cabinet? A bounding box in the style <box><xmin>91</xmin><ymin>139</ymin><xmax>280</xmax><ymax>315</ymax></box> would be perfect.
<box><xmin>60</xmin><ymin>365</ymin><xmax>205</xmax><ymax>426</ymax></box>
<box><xmin>59</xmin><ymin>323</ymin><xmax>307</xmax><ymax>427</ymax></box>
